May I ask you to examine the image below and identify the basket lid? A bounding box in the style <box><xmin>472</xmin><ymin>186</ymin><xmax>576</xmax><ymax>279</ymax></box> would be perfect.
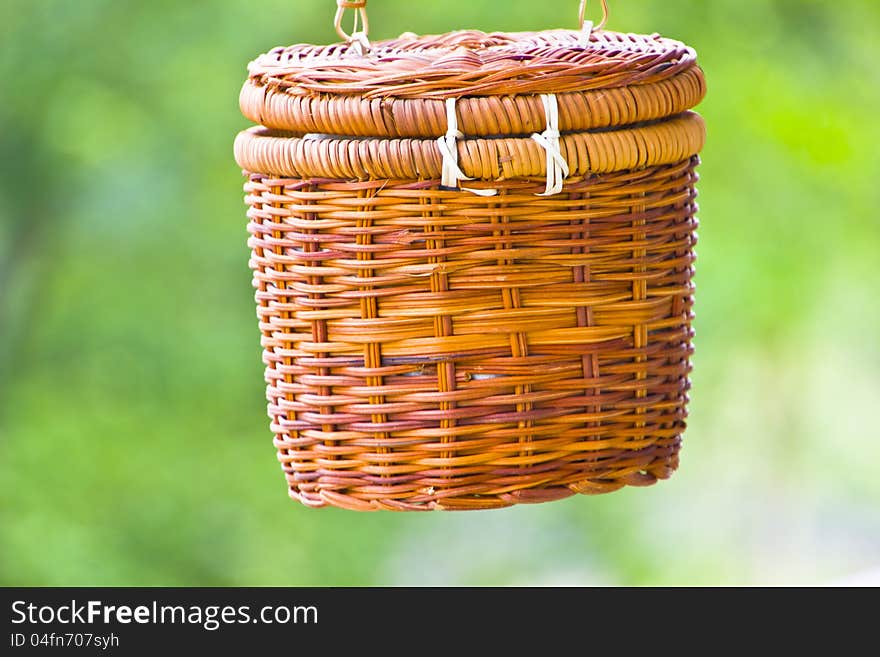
<box><xmin>240</xmin><ymin>28</ymin><xmax>705</xmax><ymax>138</ymax></box>
<box><xmin>235</xmin><ymin>4</ymin><xmax>705</xmax><ymax>184</ymax></box>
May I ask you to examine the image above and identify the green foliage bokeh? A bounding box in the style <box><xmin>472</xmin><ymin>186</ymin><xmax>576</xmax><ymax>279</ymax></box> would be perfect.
<box><xmin>1</xmin><ymin>0</ymin><xmax>879</xmax><ymax>585</ymax></box>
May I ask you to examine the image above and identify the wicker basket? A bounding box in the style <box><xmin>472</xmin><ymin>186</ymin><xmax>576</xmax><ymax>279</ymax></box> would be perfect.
<box><xmin>233</xmin><ymin>0</ymin><xmax>706</xmax><ymax>511</ymax></box>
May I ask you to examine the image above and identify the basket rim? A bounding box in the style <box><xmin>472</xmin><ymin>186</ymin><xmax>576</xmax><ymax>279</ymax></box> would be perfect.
<box><xmin>233</xmin><ymin>111</ymin><xmax>705</xmax><ymax>181</ymax></box>
<box><xmin>240</xmin><ymin>65</ymin><xmax>705</xmax><ymax>139</ymax></box>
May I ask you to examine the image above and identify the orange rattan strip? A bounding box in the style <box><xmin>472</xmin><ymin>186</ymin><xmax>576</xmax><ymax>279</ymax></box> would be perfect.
<box><xmin>248</xmin><ymin>29</ymin><xmax>698</xmax><ymax>99</ymax></box>
<box><xmin>243</xmin><ymin>158</ymin><xmax>698</xmax><ymax>510</ymax></box>
<box><xmin>240</xmin><ymin>66</ymin><xmax>706</xmax><ymax>138</ymax></box>
<box><xmin>233</xmin><ymin>111</ymin><xmax>705</xmax><ymax>181</ymax></box>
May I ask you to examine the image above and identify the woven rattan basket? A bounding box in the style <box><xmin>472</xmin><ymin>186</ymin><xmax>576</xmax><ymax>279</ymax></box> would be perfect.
<box><xmin>234</xmin><ymin>0</ymin><xmax>706</xmax><ymax>511</ymax></box>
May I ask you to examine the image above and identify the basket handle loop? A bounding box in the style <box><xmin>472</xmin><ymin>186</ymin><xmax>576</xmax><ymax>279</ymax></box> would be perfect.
<box><xmin>333</xmin><ymin>1</ymin><xmax>608</xmax><ymax>51</ymax></box>
<box><xmin>578</xmin><ymin>0</ymin><xmax>609</xmax><ymax>44</ymax></box>
<box><xmin>579</xmin><ymin>0</ymin><xmax>609</xmax><ymax>31</ymax></box>
<box><xmin>334</xmin><ymin>0</ymin><xmax>371</xmax><ymax>53</ymax></box>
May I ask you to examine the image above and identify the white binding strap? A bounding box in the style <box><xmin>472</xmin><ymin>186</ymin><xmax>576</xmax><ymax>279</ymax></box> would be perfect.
<box><xmin>579</xmin><ymin>19</ymin><xmax>593</xmax><ymax>47</ymax></box>
<box><xmin>436</xmin><ymin>98</ymin><xmax>497</xmax><ymax>196</ymax></box>
<box><xmin>531</xmin><ymin>94</ymin><xmax>570</xmax><ymax>196</ymax></box>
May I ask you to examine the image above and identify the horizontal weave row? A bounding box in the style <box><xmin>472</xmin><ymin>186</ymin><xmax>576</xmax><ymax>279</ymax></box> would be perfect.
<box><xmin>241</xmin><ymin>67</ymin><xmax>706</xmax><ymax>138</ymax></box>
<box><xmin>235</xmin><ymin>111</ymin><xmax>705</xmax><ymax>181</ymax></box>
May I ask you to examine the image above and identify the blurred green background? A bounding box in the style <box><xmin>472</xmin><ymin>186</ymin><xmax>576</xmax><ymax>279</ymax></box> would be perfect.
<box><xmin>2</xmin><ymin>0</ymin><xmax>879</xmax><ymax>586</ymax></box>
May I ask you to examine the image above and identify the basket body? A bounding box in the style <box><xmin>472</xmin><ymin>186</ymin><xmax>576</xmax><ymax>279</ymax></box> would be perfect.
<box><xmin>235</xmin><ymin>29</ymin><xmax>705</xmax><ymax>511</ymax></box>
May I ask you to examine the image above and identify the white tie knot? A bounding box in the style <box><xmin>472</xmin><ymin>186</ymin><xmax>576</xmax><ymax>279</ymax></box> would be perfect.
<box><xmin>530</xmin><ymin>94</ymin><xmax>569</xmax><ymax>196</ymax></box>
<box><xmin>436</xmin><ymin>97</ymin><xmax>497</xmax><ymax>196</ymax></box>
<box><xmin>348</xmin><ymin>31</ymin><xmax>371</xmax><ymax>56</ymax></box>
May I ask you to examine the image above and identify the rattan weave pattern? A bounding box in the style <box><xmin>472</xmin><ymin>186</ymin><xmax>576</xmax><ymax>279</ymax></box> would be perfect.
<box><xmin>244</xmin><ymin>159</ymin><xmax>698</xmax><ymax>510</ymax></box>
